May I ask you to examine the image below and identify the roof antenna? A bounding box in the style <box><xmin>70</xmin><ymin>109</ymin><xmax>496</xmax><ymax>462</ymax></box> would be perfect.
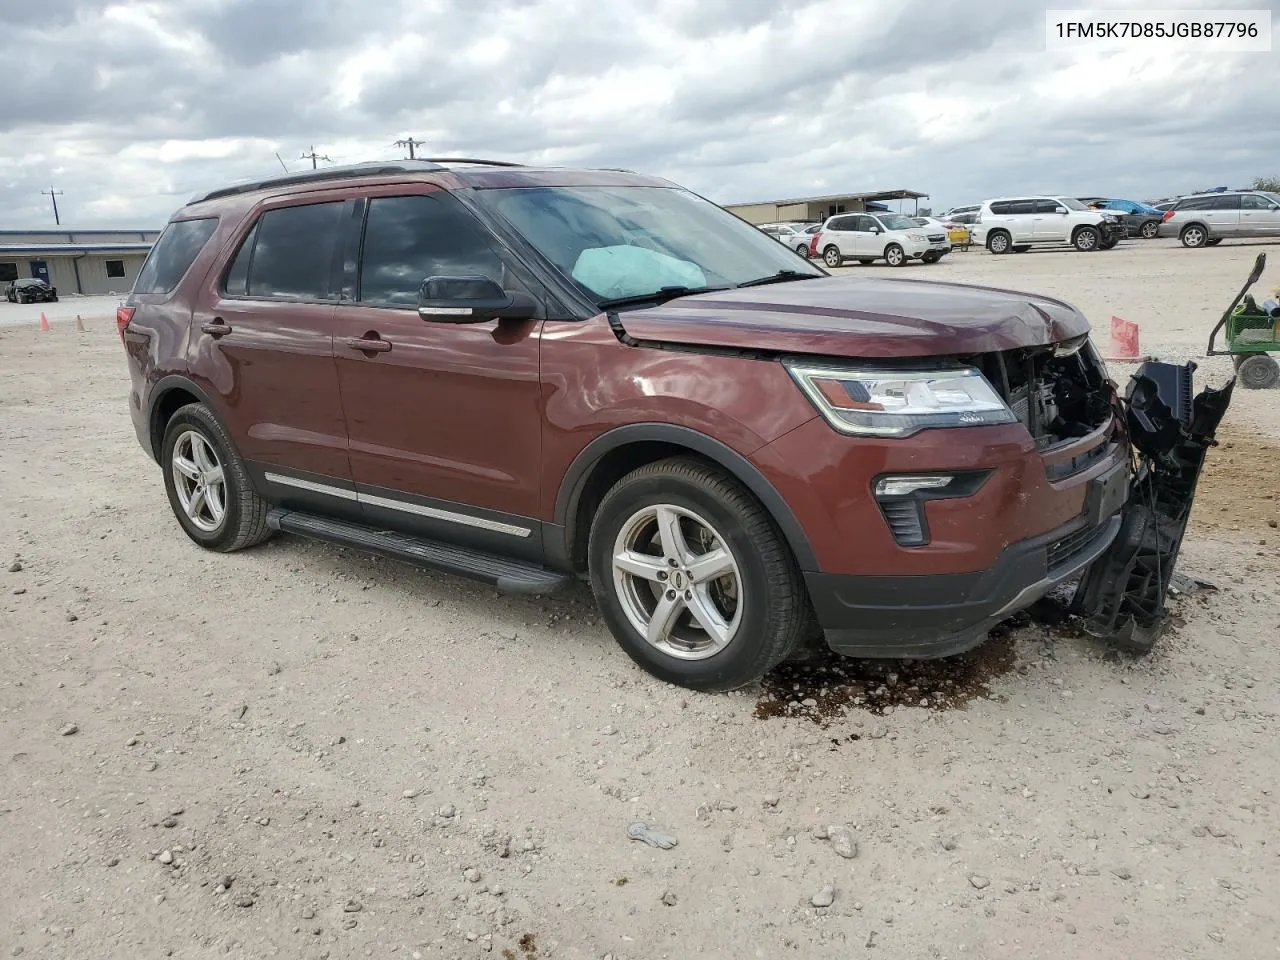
<box><xmin>274</xmin><ymin>152</ymin><xmax>290</xmax><ymax>173</ymax></box>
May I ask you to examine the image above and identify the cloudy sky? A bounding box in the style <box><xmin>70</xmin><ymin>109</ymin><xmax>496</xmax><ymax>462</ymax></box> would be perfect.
<box><xmin>1</xmin><ymin>0</ymin><xmax>1277</xmax><ymax>227</ymax></box>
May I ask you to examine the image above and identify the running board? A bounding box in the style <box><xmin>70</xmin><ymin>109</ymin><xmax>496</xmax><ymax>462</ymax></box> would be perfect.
<box><xmin>267</xmin><ymin>508</ymin><xmax>572</xmax><ymax>595</ymax></box>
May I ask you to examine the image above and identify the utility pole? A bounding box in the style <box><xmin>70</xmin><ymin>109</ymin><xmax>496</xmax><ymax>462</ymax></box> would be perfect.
<box><xmin>299</xmin><ymin>146</ymin><xmax>332</xmax><ymax>169</ymax></box>
<box><xmin>394</xmin><ymin>137</ymin><xmax>426</xmax><ymax>160</ymax></box>
<box><xmin>42</xmin><ymin>187</ymin><xmax>64</xmax><ymax>225</ymax></box>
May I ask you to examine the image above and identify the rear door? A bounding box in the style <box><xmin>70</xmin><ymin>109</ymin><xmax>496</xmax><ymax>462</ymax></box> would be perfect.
<box><xmin>1204</xmin><ymin>194</ymin><xmax>1242</xmax><ymax>236</ymax></box>
<box><xmin>1239</xmin><ymin>193</ymin><xmax>1280</xmax><ymax>236</ymax></box>
<box><xmin>190</xmin><ymin>196</ymin><xmax>357</xmax><ymax>510</ymax></box>
<box><xmin>824</xmin><ymin>215</ymin><xmax>858</xmax><ymax>257</ymax></box>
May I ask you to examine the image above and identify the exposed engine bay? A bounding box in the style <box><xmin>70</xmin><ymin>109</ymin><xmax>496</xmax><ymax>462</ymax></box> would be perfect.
<box><xmin>969</xmin><ymin>335</ymin><xmax>1115</xmax><ymax>450</ymax></box>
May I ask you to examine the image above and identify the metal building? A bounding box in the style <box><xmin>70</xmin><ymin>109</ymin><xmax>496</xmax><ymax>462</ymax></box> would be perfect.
<box><xmin>0</xmin><ymin>228</ymin><xmax>160</xmax><ymax>296</ymax></box>
<box><xmin>724</xmin><ymin>189</ymin><xmax>930</xmax><ymax>225</ymax></box>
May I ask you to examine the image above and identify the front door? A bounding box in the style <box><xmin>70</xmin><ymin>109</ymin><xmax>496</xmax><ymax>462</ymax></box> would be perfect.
<box><xmin>332</xmin><ymin>189</ymin><xmax>546</xmax><ymax>559</ymax></box>
<box><xmin>189</xmin><ymin>196</ymin><xmax>358</xmax><ymax>514</ymax></box>
<box><xmin>1240</xmin><ymin>193</ymin><xmax>1280</xmax><ymax>236</ymax></box>
<box><xmin>1031</xmin><ymin>200</ymin><xmax>1067</xmax><ymax>241</ymax></box>
<box><xmin>849</xmin><ymin>215</ymin><xmax>882</xmax><ymax>257</ymax></box>
<box><xmin>29</xmin><ymin>260</ymin><xmax>50</xmax><ymax>284</ymax></box>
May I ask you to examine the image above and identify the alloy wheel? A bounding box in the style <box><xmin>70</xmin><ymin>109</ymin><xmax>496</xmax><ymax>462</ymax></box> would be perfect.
<box><xmin>171</xmin><ymin>430</ymin><xmax>227</xmax><ymax>533</ymax></box>
<box><xmin>610</xmin><ymin>503</ymin><xmax>743</xmax><ymax>660</ymax></box>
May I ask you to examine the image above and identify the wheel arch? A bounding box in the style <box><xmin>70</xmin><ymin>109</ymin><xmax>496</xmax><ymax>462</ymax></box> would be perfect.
<box><xmin>550</xmin><ymin>424</ymin><xmax>818</xmax><ymax>575</ymax></box>
<box><xmin>148</xmin><ymin>375</ymin><xmax>231</xmax><ymax>462</ymax></box>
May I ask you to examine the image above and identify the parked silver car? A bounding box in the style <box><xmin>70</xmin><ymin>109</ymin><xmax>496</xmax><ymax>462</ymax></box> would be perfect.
<box><xmin>1158</xmin><ymin>191</ymin><xmax>1280</xmax><ymax>247</ymax></box>
<box><xmin>763</xmin><ymin>221</ymin><xmax>822</xmax><ymax>256</ymax></box>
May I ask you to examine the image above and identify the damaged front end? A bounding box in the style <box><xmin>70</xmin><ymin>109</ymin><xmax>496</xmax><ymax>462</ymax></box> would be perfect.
<box><xmin>1069</xmin><ymin>360</ymin><xmax>1235</xmax><ymax>652</ymax></box>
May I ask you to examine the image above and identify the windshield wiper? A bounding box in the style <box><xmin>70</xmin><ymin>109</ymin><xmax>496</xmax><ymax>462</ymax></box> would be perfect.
<box><xmin>597</xmin><ymin>285</ymin><xmax>729</xmax><ymax>310</ymax></box>
<box><xmin>735</xmin><ymin>270</ymin><xmax>821</xmax><ymax>289</ymax></box>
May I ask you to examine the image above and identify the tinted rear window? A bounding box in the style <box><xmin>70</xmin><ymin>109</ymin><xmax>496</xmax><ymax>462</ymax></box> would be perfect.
<box><xmin>242</xmin><ymin>202</ymin><xmax>344</xmax><ymax>301</ymax></box>
<box><xmin>133</xmin><ymin>218</ymin><xmax>218</xmax><ymax>295</ymax></box>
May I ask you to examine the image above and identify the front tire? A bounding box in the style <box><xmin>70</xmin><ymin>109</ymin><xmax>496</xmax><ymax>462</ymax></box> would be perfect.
<box><xmin>587</xmin><ymin>457</ymin><xmax>809</xmax><ymax>692</ymax></box>
<box><xmin>1140</xmin><ymin>220</ymin><xmax>1160</xmax><ymax>239</ymax></box>
<box><xmin>884</xmin><ymin>243</ymin><xmax>906</xmax><ymax>267</ymax></box>
<box><xmin>1073</xmin><ymin>226</ymin><xmax>1100</xmax><ymax>251</ymax></box>
<box><xmin>1180</xmin><ymin>225</ymin><xmax>1208</xmax><ymax>248</ymax></box>
<box><xmin>160</xmin><ymin>403</ymin><xmax>272</xmax><ymax>552</ymax></box>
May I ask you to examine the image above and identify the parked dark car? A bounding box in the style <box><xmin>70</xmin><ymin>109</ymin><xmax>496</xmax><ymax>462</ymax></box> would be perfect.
<box><xmin>1080</xmin><ymin>198</ymin><xmax>1165</xmax><ymax>239</ymax></box>
<box><xmin>5</xmin><ymin>278</ymin><xmax>58</xmax><ymax>303</ymax></box>
<box><xmin>120</xmin><ymin>159</ymin><xmax>1148</xmax><ymax>691</ymax></box>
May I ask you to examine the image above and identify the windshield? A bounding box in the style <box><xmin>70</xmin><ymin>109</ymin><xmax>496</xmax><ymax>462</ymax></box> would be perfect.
<box><xmin>875</xmin><ymin>214</ymin><xmax>917</xmax><ymax>231</ymax></box>
<box><xmin>1057</xmin><ymin>198</ymin><xmax>1087</xmax><ymax>211</ymax></box>
<box><xmin>476</xmin><ymin>185</ymin><xmax>823</xmax><ymax>304</ymax></box>
<box><xmin>1265</xmin><ymin>192</ymin><xmax>1280</xmax><ymax>206</ymax></box>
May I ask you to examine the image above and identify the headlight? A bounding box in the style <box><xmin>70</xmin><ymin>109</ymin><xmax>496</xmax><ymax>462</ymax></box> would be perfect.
<box><xmin>785</xmin><ymin>364</ymin><xmax>1016</xmax><ymax>438</ymax></box>
<box><xmin>905</xmin><ymin>232</ymin><xmax>927</xmax><ymax>241</ymax></box>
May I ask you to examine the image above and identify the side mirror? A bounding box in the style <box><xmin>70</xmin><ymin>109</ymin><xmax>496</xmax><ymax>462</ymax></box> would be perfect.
<box><xmin>418</xmin><ymin>276</ymin><xmax>536</xmax><ymax>324</ymax></box>
<box><xmin>1055</xmin><ymin>206</ymin><xmax>1068</xmax><ymax>214</ymax></box>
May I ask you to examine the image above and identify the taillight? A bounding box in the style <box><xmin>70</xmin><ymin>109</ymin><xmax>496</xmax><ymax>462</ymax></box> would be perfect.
<box><xmin>809</xmin><ymin>233</ymin><xmax>821</xmax><ymax>256</ymax></box>
<box><xmin>1161</xmin><ymin>210</ymin><xmax>1175</xmax><ymax>221</ymax></box>
<box><xmin>116</xmin><ymin>306</ymin><xmax>135</xmax><ymax>342</ymax></box>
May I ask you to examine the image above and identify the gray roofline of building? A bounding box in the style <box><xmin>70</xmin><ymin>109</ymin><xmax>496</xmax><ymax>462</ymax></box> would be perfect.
<box><xmin>0</xmin><ymin>228</ymin><xmax>161</xmax><ymax>236</ymax></box>
<box><xmin>0</xmin><ymin>243</ymin><xmax>154</xmax><ymax>254</ymax></box>
<box><xmin>727</xmin><ymin>188</ymin><xmax>930</xmax><ymax>207</ymax></box>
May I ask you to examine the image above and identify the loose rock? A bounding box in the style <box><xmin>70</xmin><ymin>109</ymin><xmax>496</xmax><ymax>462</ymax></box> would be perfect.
<box><xmin>868</xmin><ymin>723</ymin><xmax>888</xmax><ymax>740</ymax></box>
<box><xmin>969</xmin><ymin>874</ymin><xmax>991</xmax><ymax>889</ymax></box>
<box><xmin>8</xmin><ymin>561</ymin><xmax>22</xmax><ymax>573</ymax></box>
<box><xmin>60</xmin><ymin>724</ymin><xmax>79</xmax><ymax>737</ymax></box>
<box><xmin>627</xmin><ymin>822</ymin><xmax>678</xmax><ymax>849</ymax></box>
<box><xmin>827</xmin><ymin>825</ymin><xmax>858</xmax><ymax>859</ymax></box>
<box><xmin>234</xmin><ymin>896</ymin><xmax>254</xmax><ymax>908</ymax></box>
<box><xmin>1111</xmin><ymin>867</ymin><xmax>1132</xmax><ymax>881</ymax></box>
<box><xmin>437</xmin><ymin>804</ymin><xmax>456</xmax><ymax>818</ymax></box>
<box><xmin>464</xmin><ymin>868</ymin><xmax>482</xmax><ymax>883</ymax></box>
<box><xmin>158</xmin><ymin>851</ymin><xmax>174</xmax><ymax>865</ymax></box>
<box><xmin>343</xmin><ymin>900</ymin><xmax>362</xmax><ymax>913</ymax></box>
<box><xmin>660</xmin><ymin>890</ymin><xmax>678</xmax><ymax>907</ymax></box>
<box><xmin>811</xmin><ymin>883</ymin><xmax>835</xmax><ymax>908</ymax></box>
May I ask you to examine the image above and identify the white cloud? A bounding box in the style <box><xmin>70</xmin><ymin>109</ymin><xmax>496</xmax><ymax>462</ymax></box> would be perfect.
<box><xmin>0</xmin><ymin>0</ymin><xmax>1277</xmax><ymax>227</ymax></box>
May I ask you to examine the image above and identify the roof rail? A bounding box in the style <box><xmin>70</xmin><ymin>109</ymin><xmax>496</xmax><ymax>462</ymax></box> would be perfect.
<box><xmin>421</xmin><ymin>157</ymin><xmax>526</xmax><ymax>168</ymax></box>
<box><xmin>185</xmin><ymin>160</ymin><xmax>445</xmax><ymax>205</ymax></box>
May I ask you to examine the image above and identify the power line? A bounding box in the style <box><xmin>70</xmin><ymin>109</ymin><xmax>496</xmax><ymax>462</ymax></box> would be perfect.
<box><xmin>41</xmin><ymin>187</ymin><xmax>64</xmax><ymax>225</ymax></box>
<box><xmin>299</xmin><ymin>145</ymin><xmax>332</xmax><ymax>169</ymax></box>
<box><xmin>394</xmin><ymin>137</ymin><xmax>426</xmax><ymax>160</ymax></box>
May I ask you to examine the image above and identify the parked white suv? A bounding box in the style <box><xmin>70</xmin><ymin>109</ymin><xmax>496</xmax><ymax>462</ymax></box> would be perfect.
<box><xmin>812</xmin><ymin>212</ymin><xmax>951</xmax><ymax>267</ymax></box>
<box><xmin>970</xmin><ymin>196</ymin><xmax>1126</xmax><ymax>254</ymax></box>
<box><xmin>1158</xmin><ymin>191</ymin><xmax>1280</xmax><ymax>247</ymax></box>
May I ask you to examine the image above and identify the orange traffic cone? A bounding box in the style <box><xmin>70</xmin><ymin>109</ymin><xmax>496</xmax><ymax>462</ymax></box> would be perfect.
<box><xmin>75</xmin><ymin>314</ymin><xmax>85</xmax><ymax>332</ymax></box>
<box><xmin>1106</xmin><ymin>315</ymin><xmax>1140</xmax><ymax>361</ymax></box>
<box><xmin>39</xmin><ymin>312</ymin><xmax>51</xmax><ymax>332</ymax></box>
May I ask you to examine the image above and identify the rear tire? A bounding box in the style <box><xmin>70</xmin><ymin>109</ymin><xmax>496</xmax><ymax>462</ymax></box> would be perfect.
<box><xmin>160</xmin><ymin>403</ymin><xmax>273</xmax><ymax>552</ymax></box>
<box><xmin>1180</xmin><ymin>224</ymin><xmax>1208</xmax><ymax>248</ymax></box>
<box><xmin>1073</xmin><ymin>226</ymin><xmax>1100</xmax><ymax>251</ymax></box>
<box><xmin>822</xmin><ymin>245</ymin><xmax>843</xmax><ymax>268</ymax></box>
<box><xmin>987</xmin><ymin>231</ymin><xmax>1011</xmax><ymax>254</ymax></box>
<box><xmin>587</xmin><ymin>457</ymin><xmax>810</xmax><ymax>692</ymax></box>
<box><xmin>1237</xmin><ymin>354</ymin><xmax>1280</xmax><ymax>389</ymax></box>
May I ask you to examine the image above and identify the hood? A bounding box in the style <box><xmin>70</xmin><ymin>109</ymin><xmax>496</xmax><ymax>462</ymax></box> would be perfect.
<box><xmin>616</xmin><ymin>275</ymin><xmax>1092</xmax><ymax>359</ymax></box>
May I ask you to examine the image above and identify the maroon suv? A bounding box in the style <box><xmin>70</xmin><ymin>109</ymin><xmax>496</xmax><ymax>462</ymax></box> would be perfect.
<box><xmin>119</xmin><ymin>158</ymin><xmax>1140</xmax><ymax>691</ymax></box>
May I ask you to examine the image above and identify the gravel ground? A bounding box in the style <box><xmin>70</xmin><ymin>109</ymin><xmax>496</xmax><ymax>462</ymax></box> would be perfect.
<box><xmin>1</xmin><ymin>238</ymin><xmax>1278</xmax><ymax>960</ymax></box>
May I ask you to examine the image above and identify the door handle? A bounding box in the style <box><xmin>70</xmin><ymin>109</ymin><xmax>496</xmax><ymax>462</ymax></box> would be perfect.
<box><xmin>344</xmin><ymin>335</ymin><xmax>392</xmax><ymax>353</ymax></box>
<box><xmin>201</xmin><ymin>318</ymin><xmax>231</xmax><ymax>337</ymax></box>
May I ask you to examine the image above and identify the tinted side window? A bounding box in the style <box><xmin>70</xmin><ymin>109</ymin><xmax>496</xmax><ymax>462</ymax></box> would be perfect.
<box><xmin>133</xmin><ymin>217</ymin><xmax>218</xmax><ymax>295</ymax></box>
<box><xmin>1032</xmin><ymin>200</ymin><xmax>1060</xmax><ymax>214</ymax></box>
<box><xmin>988</xmin><ymin>202</ymin><xmax>1011</xmax><ymax>215</ymax></box>
<box><xmin>1240</xmin><ymin>194</ymin><xmax>1271</xmax><ymax>210</ymax></box>
<box><xmin>222</xmin><ymin>221</ymin><xmax>258</xmax><ymax>297</ymax></box>
<box><xmin>358</xmin><ymin>194</ymin><xmax>507</xmax><ymax>307</ymax></box>
<box><xmin>1006</xmin><ymin>200</ymin><xmax>1036</xmax><ymax>215</ymax></box>
<box><xmin>247</xmin><ymin>202</ymin><xmax>344</xmax><ymax>300</ymax></box>
<box><xmin>827</xmin><ymin>216</ymin><xmax>853</xmax><ymax>231</ymax></box>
